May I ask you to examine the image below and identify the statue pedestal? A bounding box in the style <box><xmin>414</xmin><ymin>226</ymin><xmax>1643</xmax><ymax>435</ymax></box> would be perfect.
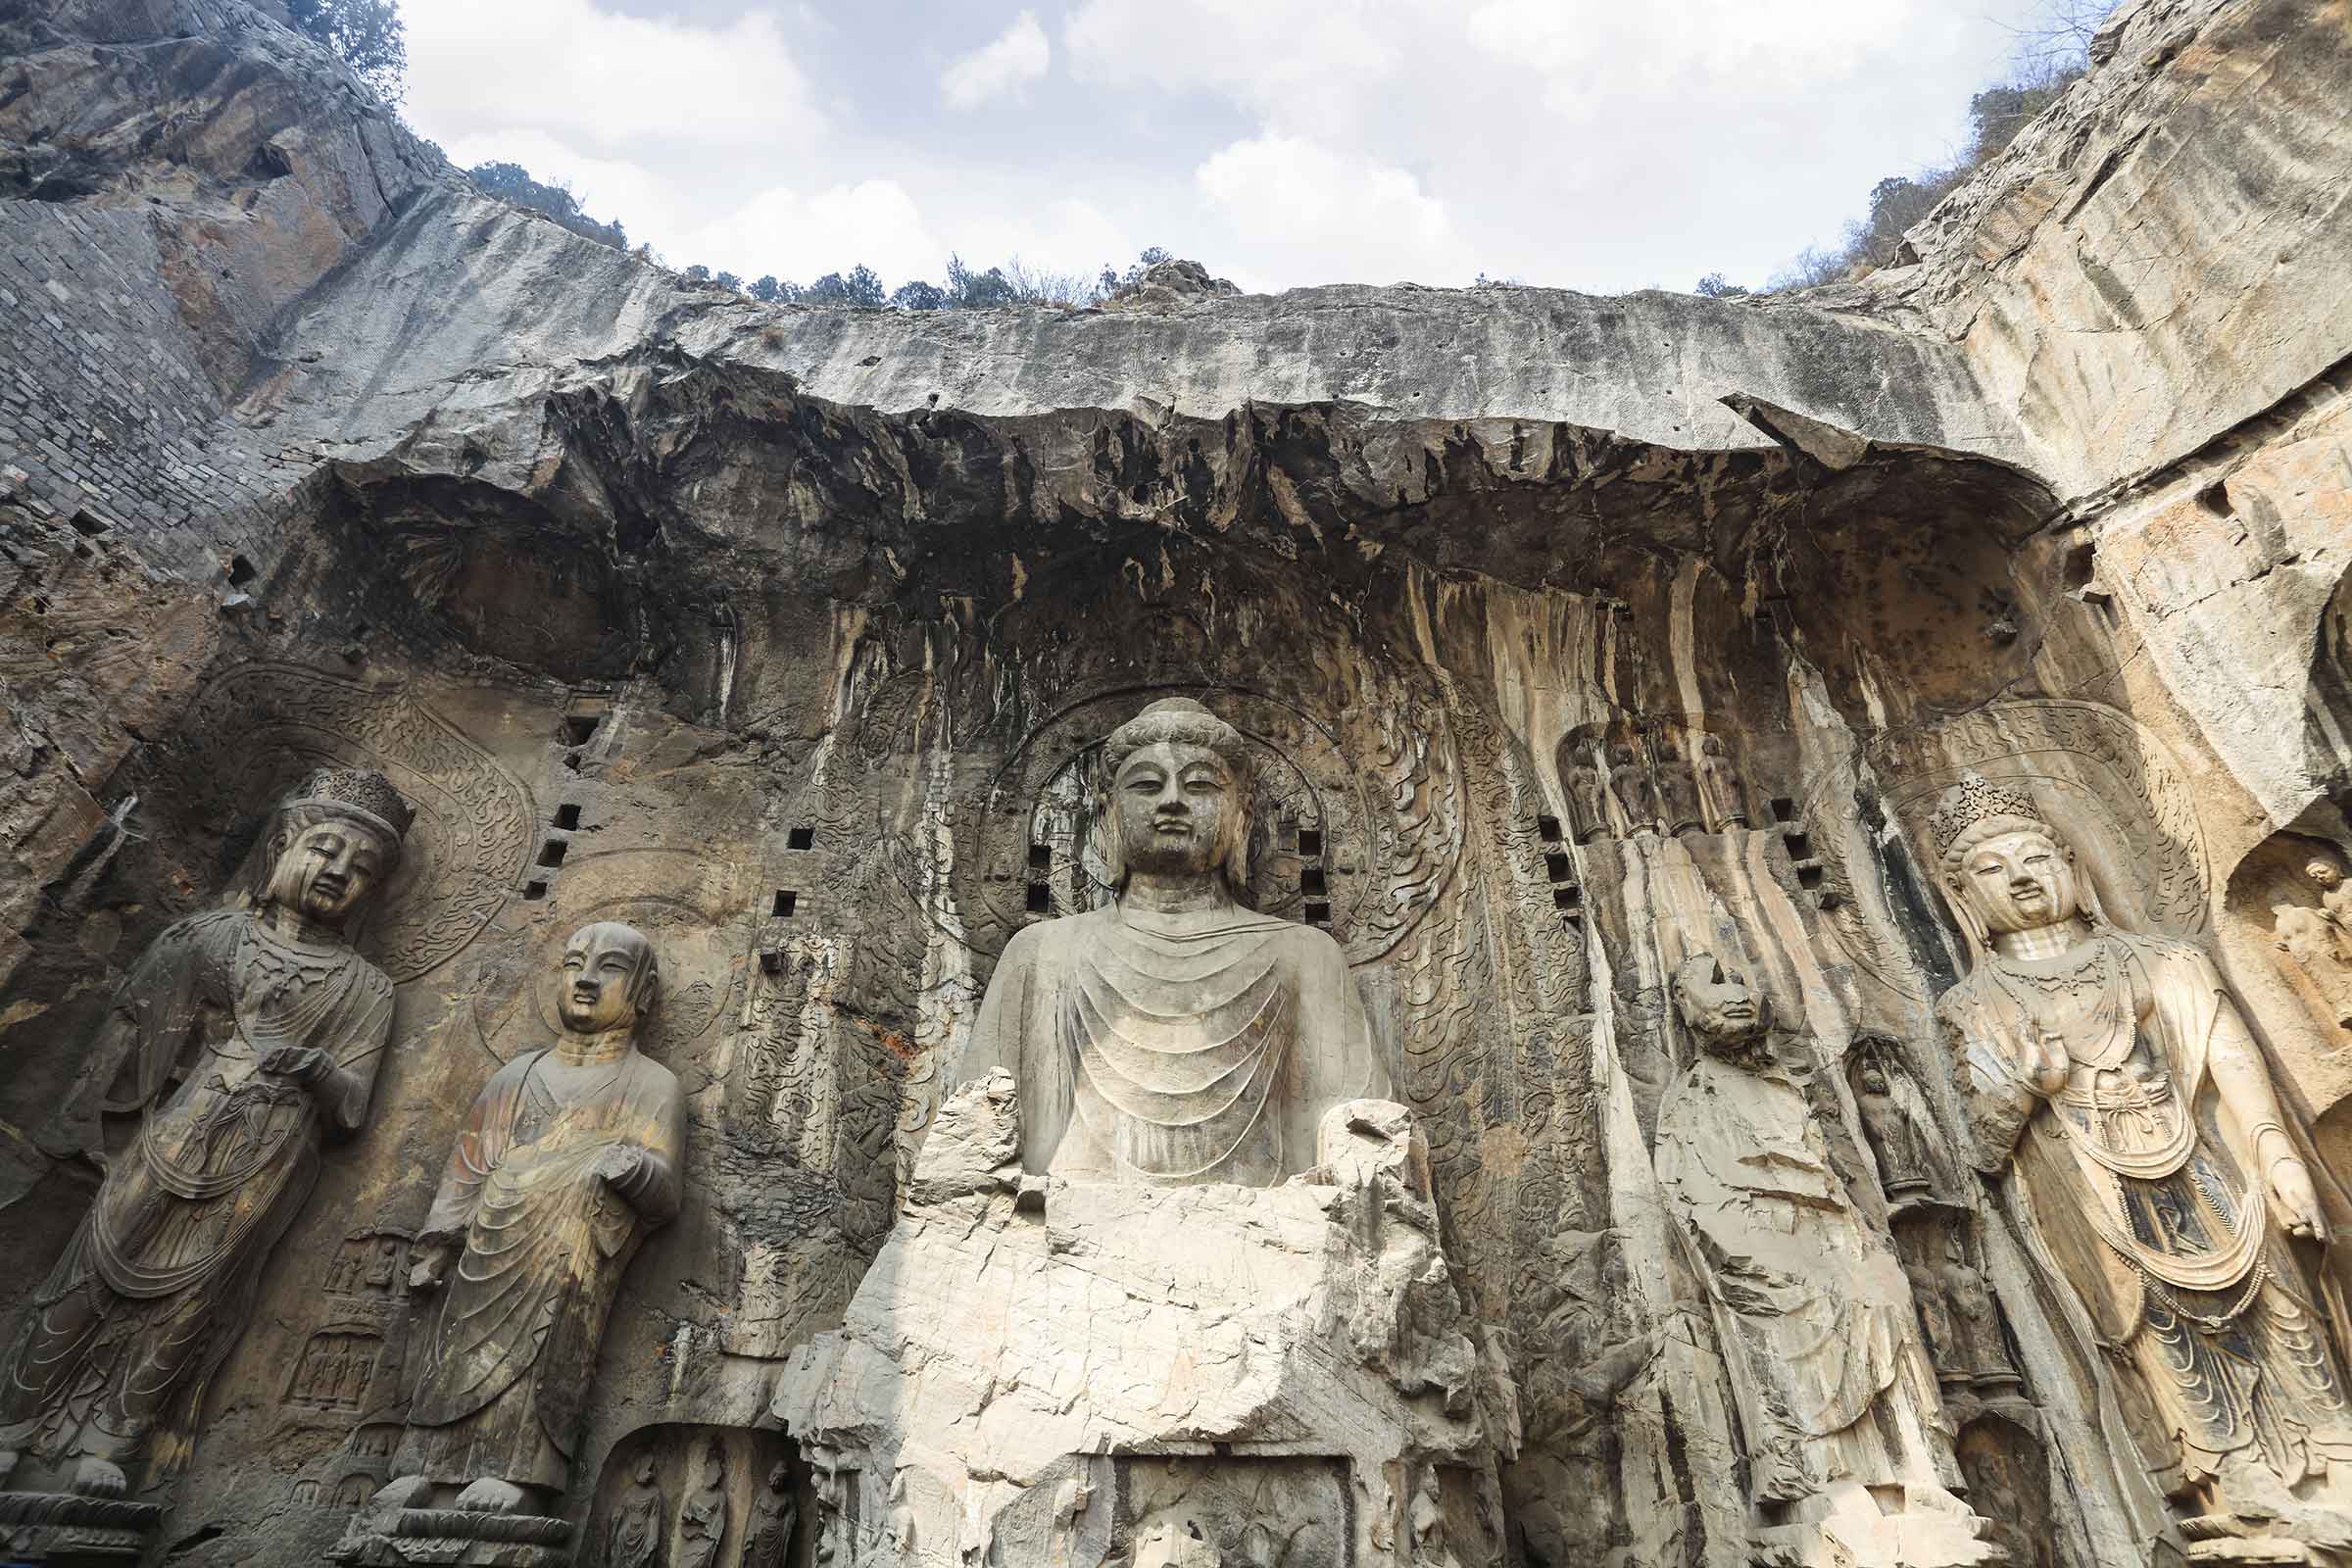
<box><xmin>770</xmin><ymin>1076</ymin><xmax>1508</xmax><ymax>1566</ymax></box>
<box><xmin>0</xmin><ymin>1492</ymin><xmax>161</xmax><ymax>1566</ymax></box>
<box><xmin>326</xmin><ymin>1481</ymin><xmax>573</xmax><ymax>1568</ymax></box>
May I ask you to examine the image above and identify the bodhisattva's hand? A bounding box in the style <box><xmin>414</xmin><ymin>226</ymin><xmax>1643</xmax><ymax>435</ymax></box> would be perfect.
<box><xmin>408</xmin><ymin>1239</ymin><xmax>458</xmax><ymax>1293</ymax></box>
<box><xmin>2026</xmin><ymin>1025</ymin><xmax>2072</xmax><ymax>1098</ymax></box>
<box><xmin>260</xmin><ymin>1045</ymin><xmax>329</xmax><ymax>1084</ymax></box>
<box><xmin>2273</xmin><ymin>1157</ymin><xmax>2330</xmax><ymax>1243</ymax></box>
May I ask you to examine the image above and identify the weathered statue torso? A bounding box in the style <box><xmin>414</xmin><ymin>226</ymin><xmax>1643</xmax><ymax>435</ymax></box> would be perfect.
<box><xmin>949</xmin><ymin>699</ymin><xmax>1385</xmax><ymax>1186</ymax></box>
<box><xmin>0</xmin><ymin>769</ymin><xmax>410</xmax><ymax>1500</ymax></box>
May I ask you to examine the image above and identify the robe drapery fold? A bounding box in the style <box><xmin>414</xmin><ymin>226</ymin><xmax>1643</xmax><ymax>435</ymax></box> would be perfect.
<box><xmin>1655</xmin><ymin>1049</ymin><xmax>1932</xmax><ymax>1492</ymax></box>
<box><xmin>950</xmin><ymin>905</ymin><xmax>1387</xmax><ymax>1187</ymax></box>
<box><xmin>0</xmin><ymin>910</ymin><xmax>391</xmax><ymax>1472</ymax></box>
<box><xmin>400</xmin><ymin>1046</ymin><xmax>683</xmax><ymax>1492</ymax></box>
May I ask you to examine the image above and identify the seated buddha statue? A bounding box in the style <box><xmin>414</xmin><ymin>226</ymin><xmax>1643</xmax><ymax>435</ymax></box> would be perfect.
<box><xmin>948</xmin><ymin>698</ymin><xmax>1388</xmax><ymax>1186</ymax></box>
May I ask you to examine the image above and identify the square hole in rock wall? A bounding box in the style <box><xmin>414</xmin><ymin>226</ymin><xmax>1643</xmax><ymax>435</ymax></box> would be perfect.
<box><xmin>1026</xmin><ymin>883</ymin><xmax>1051</xmax><ymax>914</ymax></box>
<box><xmin>772</xmin><ymin>890</ymin><xmax>798</xmax><ymax>917</ymax></box>
<box><xmin>1304</xmin><ymin>902</ymin><xmax>1332</xmax><ymax>924</ymax></box>
<box><xmin>1538</xmin><ymin>814</ymin><xmax>1563</xmax><ymax>843</ymax></box>
<box><xmin>522</xmin><ymin>881</ymin><xmax>548</xmax><ymax>902</ymax></box>
<box><xmin>1552</xmin><ymin>885</ymin><xmax>1580</xmax><ymax>909</ymax></box>
<box><xmin>1544</xmin><ymin>852</ymin><xmax>1571</xmax><ymax>882</ymax></box>
<box><xmin>1298</xmin><ymin>828</ymin><xmax>1324</xmax><ymax>858</ymax></box>
<box><xmin>1783</xmin><ymin>832</ymin><xmax>1812</xmax><ymax>860</ymax></box>
<box><xmin>1301</xmin><ymin>867</ymin><xmax>1327</xmax><ymax>898</ymax></box>
<box><xmin>788</xmin><ymin>826</ymin><xmax>814</xmax><ymax>851</ymax></box>
<box><xmin>536</xmin><ymin>840</ymin><xmax>568</xmax><ymax>869</ymax></box>
<box><xmin>1771</xmin><ymin>796</ymin><xmax>1796</xmax><ymax>823</ymax></box>
<box><xmin>563</xmin><ymin>715</ymin><xmax>601</xmax><ymax>747</ymax></box>
<box><xmin>1028</xmin><ymin>843</ymin><xmax>1052</xmax><ymax>871</ymax></box>
<box><xmin>554</xmin><ymin>804</ymin><xmax>581</xmax><ymax>831</ymax></box>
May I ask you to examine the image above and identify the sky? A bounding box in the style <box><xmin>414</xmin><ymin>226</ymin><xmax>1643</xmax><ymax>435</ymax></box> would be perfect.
<box><xmin>398</xmin><ymin>0</ymin><xmax>2069</xmax><ymax>297</ymax></box>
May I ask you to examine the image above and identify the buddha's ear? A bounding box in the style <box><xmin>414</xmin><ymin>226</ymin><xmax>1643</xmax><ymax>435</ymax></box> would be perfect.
<box><xmin>1940</xmin><ymin>870</ymin><xmax>1992</xmax><ymax>952</ymax></box>
<box><xmin>1092</xmin><ymin>805</ymin><xmax>1125</xmax><ymax>889</ymax></box>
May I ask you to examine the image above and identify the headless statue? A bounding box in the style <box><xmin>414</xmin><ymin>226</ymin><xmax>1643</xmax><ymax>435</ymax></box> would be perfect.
<box><xmin>950</xmin><ymin>698</ymin><xmax>1387</xmax><ymax>1186</ymax></box>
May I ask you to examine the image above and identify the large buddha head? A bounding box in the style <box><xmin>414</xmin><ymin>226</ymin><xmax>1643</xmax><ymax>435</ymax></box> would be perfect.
<box><xmin>1929</xmin><ymin>775</ymin><xmax>2101</xmax><ymax>947</ymax></box>
<box><xmin>260</xmin><ymin>767</ymin><xmax>414</xmax><ymax>929</ymax></box>
<box><xmin>1671</xmin><ymin>953</ymin><xmax>1769</xmax><ymax>1058</ymax></box>
<box><xmin>557</xmin><ymin>921</ymin><xmax>662</xmax><ymax>1035</ymax></box>
<box><xmin>1099</xmin><ymin>698</ymin><xmax>1254</xmax><ymax>899</ymax></box>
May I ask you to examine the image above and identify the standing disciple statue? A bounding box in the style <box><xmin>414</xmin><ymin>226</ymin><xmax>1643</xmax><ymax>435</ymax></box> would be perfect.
<box><xmin>1656</xmin><ymin>954</ymin><xmax>1989</xmax><ymax>1562</ymax></box>
<box><xmin>1565</xmin><ymin>741</ymin><xmax>1610</xmax><ymax>845</ymax></box>
<box><xmin>605</xmin><ymin>1452</ymin><xmax>664</xmax><ymax>1568</ymax></box>
<box><xmin>1930</xmin><ymin>776</ymin><xmax>2352</xmax><ymax>1537</ymax></box>
<box><xmin>1694</xmin><ymin>734</ymin><xmax>1747</xmax><ymax>832</ymax></box>
<box><xmin>1606</xmin><ymin>741</ymin><xmax>1662</xmax><ymax>838</ymax></box>
<box><xmin>393</xmin><ymin>922</ymin><xmax>684</xmax><ymax>1514</ymax></box>
<box><xmin>1853</xmin><ymin>1051</ymin><xmax>1939</xmax><ymax>1209</ymax></box>
<box><xmin>743</xmin><ymin>1458</ymin><xmax>797</xmax><ymax>1568</ymax></box>
<box><xmin>949</xmin><ymin>698</ymin><xmax>1387</xmax><ymax>1186</ymax></box>
<box><xmin>676</xmin><ymin>1439</ymin><xmax>728</xmax><ymax>1568</ymax></box>
<box><xmin>0</xmin><ymin>769</ymin><xmax>411</xmax><ymax>1499</ymax></box>
<box><xmin>1653</xmin><ymin>733</ymin><xmax>1705</xmax><ymax>837</ymax></box>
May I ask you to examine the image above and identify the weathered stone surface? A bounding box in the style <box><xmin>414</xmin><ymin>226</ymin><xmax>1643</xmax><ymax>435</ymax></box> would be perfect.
<box><xmin>3</xmin><ymin>0</ymin><xmax>2352</xmax><ymax>1564</ymax></box>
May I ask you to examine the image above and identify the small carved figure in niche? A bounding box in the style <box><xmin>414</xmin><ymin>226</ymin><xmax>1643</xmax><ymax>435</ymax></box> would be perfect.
<box><xmin>325</xmin><ymin>1248</ymin><xmax>365</xmax><ymax>1296</ymax></box>
<box><xmin>1653</xmin><ymin>734</ymin><xmax>1704</xmax><ymax>837</ymax></box>
<box><xmin>1852</xmin><ymin>1047</ymin><xmax>1939</xmax><ymax>1210</ymax></box>
<box><xmin>392</xmin><ymin>922</ymin><xmax>685</xmax><ymax>1515</ymax></box>
<box><xmin>1657</xmin><ymin>954</ymin><xmax>1987</xmax><ymax>1554</ymax></box>
<box><xmin>1565</xmin><ymin>742</ymin><xmax>1610</xmax><ymax>845</ymax></box>
<box><xmin>1937</xmin><ymin>1236</ymin><xmax>2022</xmax><ymax>1395</ymax></box>
<box><xmin>676</xmin><ymin>1439</ymin><xmax>727</xmax><ymax>1568</ymax></box>
<box><xmin>0</xmin><ymin>768</ymin><xmax>410</xmax><ymax>1500</ymax></box>
<box><xmin>2275</xmin><ymin>858</ymin><xmax>2352</xmax><ymax>1033</ymax></box>
<box><xmin>1931</xmin><ymin>776</ymin><xmax>2352</xmax><ymax>1533</ymax></box>
<box><xmin>1408</xmin><ymin>1465</ymin><xmax>1461</xmax><ymax>1568</ymax></box>
<box><xmin>886</xmin><ymin>1466</ymin><xmax>913</xmax><ymax>1550</ymax></box>
<box><xmin>947</xmin><ymin>699</ymin><xmax>1387</xmax><ymax>1186</ymax></box>
<box><xmin>366</xmin><ymin>1238</ymin><xmax>403</xmax><ymax>1290</ymax></box>
<box><xmin>1694</xmin><ymin>734</ymin><xmax>1747</xmax><ymax>832</ymax></box>
<box><xmin>1903</xmin><ymin>1254</ymin><xmax>1958</xmax><ymax>1384</ymax></box>
<box><xmin>606</xmin><ymin>1453</ymin><xmax>663</xmax><ymax>1568</ymax></box>
<box><xmin>1605</xmin><ymin>740</ymin><xmax>1663</xmax><ymax>837</ymax></box>
<box><xmin>744</xmin><ymin>1459</ymin><xmax>797</xmax><ymax>1568</ymax></box>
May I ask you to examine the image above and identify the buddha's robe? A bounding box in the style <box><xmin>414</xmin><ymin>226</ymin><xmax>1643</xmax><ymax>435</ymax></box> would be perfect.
<box><xmin>398</xmin><ymin>1044</ymin><xmax>683</xmax><ymax>1491</ymax></box>
<box><xmin>953</xmin><ymin>905</ymin><xmax>1386</xmax><ymax>1186</ymax></box>
<box><xmin>1654</xmin><ymin>1045</ymin><xmax>1948</xmax><ymax>1498</ymax></box>
<box><xmin>1939</xmin><ymin>929</ymin><xmax>2352</xmax><ymax>1492</ymax></box>
<box><xmin>1</xmin><ymin>909</ymin><xmax>390</xmax><ymax>1471</ymax></box>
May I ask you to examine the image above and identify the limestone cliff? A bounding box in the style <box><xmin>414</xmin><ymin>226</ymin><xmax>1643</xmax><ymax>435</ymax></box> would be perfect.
<box><xmin>0</xmin><ymin>0</ymin><xmax>2349</xmax><ymax>1564</ymax></box>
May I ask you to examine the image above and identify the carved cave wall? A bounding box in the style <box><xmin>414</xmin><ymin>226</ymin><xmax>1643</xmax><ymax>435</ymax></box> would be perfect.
<box><xmin>3</xmin><ymin>348</ymin><xmax>2352</xmax><ymax>1568</ymax></box>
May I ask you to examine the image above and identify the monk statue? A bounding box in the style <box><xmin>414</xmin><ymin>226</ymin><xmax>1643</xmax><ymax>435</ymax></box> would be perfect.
<box><xmin>392</xmin><ymin>922</ymin><xmax>685</xmax><ymax>1514</ymax></box>
<box><xmin>950</xmin><ymin>698</ymin><xmax>1386</xmax><ymax>1186</ymax></box>
<box><xmin>1656</xmin><ymin>954</ymin><xmax>1990</xmax><ymax>1561</ymax></box>
<box><xmin>0</xmin><ymin>768</ymin><xmax>410</xmax><ymax>1499</ymax></box>
<box><xmin>1930</xmin><ymin>776</ymin><xmax>2352</xmax><ymax>1538</ymax></box>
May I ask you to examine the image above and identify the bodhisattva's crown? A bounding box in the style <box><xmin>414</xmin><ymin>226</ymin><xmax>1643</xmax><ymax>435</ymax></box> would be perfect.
<box><xmin>290</xmin><ymin>766</ymin><xmax>416</xmax><ymax>844</ymax></box>
<box><xmin>1926</xmin><ymin>773</ymin><xmax>2042</xmax><ymax>855</ymax></box>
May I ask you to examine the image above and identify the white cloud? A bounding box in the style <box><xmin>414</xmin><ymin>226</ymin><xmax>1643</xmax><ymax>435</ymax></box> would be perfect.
<box><xmin>401</xmin><ymin>0</ymin><xmax>822</xmax><ymax>154</ymax></box>
<box><xmin>670</xmin><ymin>179</ymin><xmax>945</xmax><ymax>285</ymax></box>
<box><xmin>940</xmin><ymin>12</ymin><xmax>1052</xmax><ymax>110</ymax></box>
<box><xmin>1193</xmin><ymin>136</ymin><xmax>1476</xmax><ymax>289</ymax></box>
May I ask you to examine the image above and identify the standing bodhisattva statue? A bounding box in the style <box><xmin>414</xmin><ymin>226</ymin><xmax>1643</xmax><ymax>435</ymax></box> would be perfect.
<box><xmin>951</xmin><ymin>698</ymin><xmax>1387</xmax><ymax>1186</ymax></box>
<box><xmin>392</xmin><ymin>921</ymin><xmax>684</xmax><ymax>1514</ymax></box>
<box><xmin>1930</xmin><ymin>776</ymin><xmax>2352</xmax><ymax>1536</ymax></box>
<box><xmin>0</xmin><ymin>768</ymin><xmax>412</xmax><ymax>1499</ymax></box>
